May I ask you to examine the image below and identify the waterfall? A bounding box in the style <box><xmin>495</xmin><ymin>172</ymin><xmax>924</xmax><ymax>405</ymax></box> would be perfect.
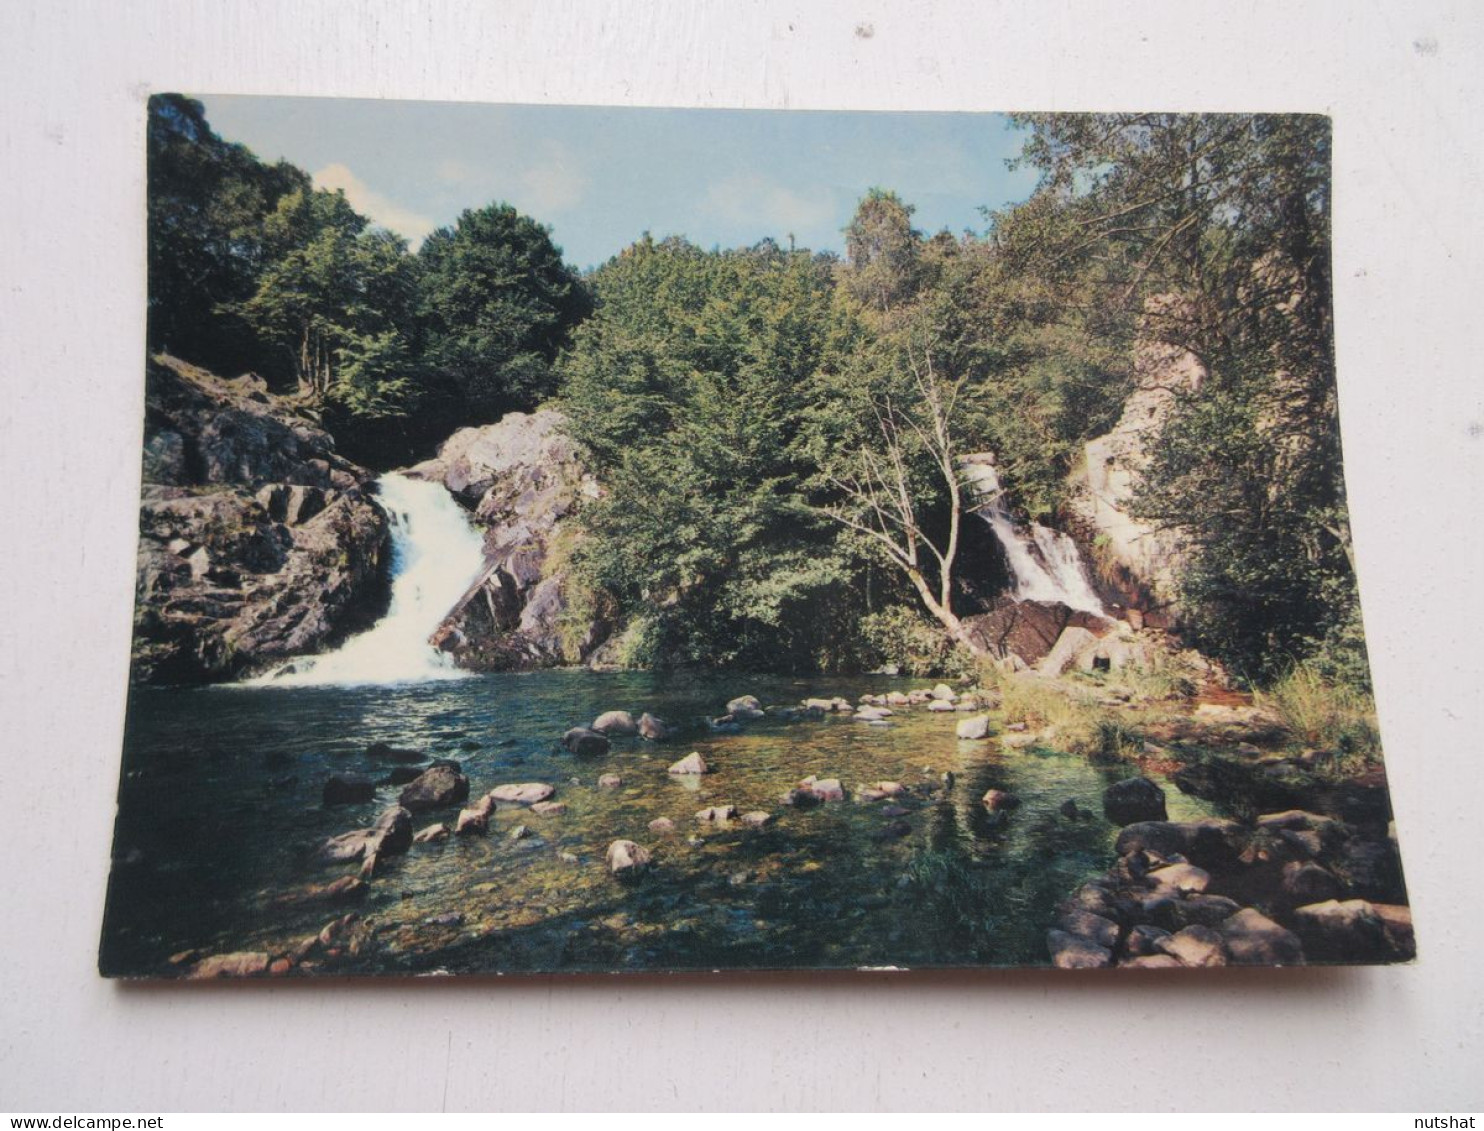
<box><xmin>960</xmin><ymin>456</ymin><xmax>1107</xmax><ymax>616</ymax></box>
<box><xmin>251</xmin><ymin>472</ymin><xmax>487</xmax><ymax>687</ymax></box>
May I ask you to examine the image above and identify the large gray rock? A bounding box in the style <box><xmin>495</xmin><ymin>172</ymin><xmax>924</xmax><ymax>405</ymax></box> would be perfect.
<box><xmin>1156</xmin><ymin>925</ymin><xmax>1228</xmax><ymax>967</ymax></box>
<box><xmin>187</xmin><ymin>951</ymin><xmax>271</xmax><ymax>980</ymax></box>
<box><xmin>592</xmin><ymin>710</ymin><xmax>638</xmax><ymax>735</ymax></box>
<box><xmin>667</xmin><ymin>752</ymin><xmax>708</xmax><ymax>775</ymax></box>
<box><xmin>1290</xmin><ymin>899</ymin><xmax>1391</xmax><ymax>963</ymax></box>
<box><xmin>1102</xmin><ymin>777</ymin><xmax>1168</xmax><ymax>826</ymax></box>
<box><xmin>605</xmin><ymin>839</ymin><xmax>651</xmax><ymax>876</ymax></box>
<box><xmin>397</xmin><ymin>766</ymin><xmax>471</xmax><ymax>813</ymax></box>
<box><xmin>1065</xmin><ymin>294</ymin><xmax>1205</xmax><ymax>617</ymax></box>
<box><xmin>1037</xmin><ymin>626</ymin><xmax>1101</xmax><ymax>677</ymax></box>
<box><xmin>1220</xmin><ymin>908</ymin><xmax>1305</xmax><ymax>966</ymax></box>
<box><xmin>638</xmin><ymin>713</ymin><xmax>671</xmax><ymax>741</ymax></box>
<box><xmin>1057</xmin><ymin>909</ymin><xmax>1120</xmax><ymax>950</ymax></box>
<box><xmin>562</xmin><ymin>728</ymin><xmax>611</xmax><ymax>756</ymax></box>
<box><xmin>962</xmin><ymin>598</ymin><xmax>1114</xmax><ymax>668</ymax></box>
<box><xmin>1046</xmin><ymin>930</ymin><xmax>1112</xmax><ymax>969</ymax></box>
<box><xmin>956</xmin><ymin>714</ymin><xmax>993</xmax><ymax>740</ymax></box>
<box><xmin>314</xmin><ymin>806</ymin><xmax>412</xmax><ymax>866</ymax></box>
<box><xmin>130</xmin><ymin>357</ymin><xmax>387</xmax><ymax>685</ymax></box>
<box><xmin>1114</xmin><ymin>818</ymin><xmax>1248</xmax><ymax>871</ymax></box>
<box><xmin>409</xmin><ymin>409</ymin><xmax>609</xmax><ymax>671</ymax></box>
<box><xmin>487</xmin><ymin>782</ymin><xmax>556</xmax><ymax>804</ymax></box>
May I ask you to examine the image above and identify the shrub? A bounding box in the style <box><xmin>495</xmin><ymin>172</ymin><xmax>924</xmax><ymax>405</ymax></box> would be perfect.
<box><xmin>858</xmin><ymin>605</ymin><xmax>977</xmax><ymax>679</ymax></box>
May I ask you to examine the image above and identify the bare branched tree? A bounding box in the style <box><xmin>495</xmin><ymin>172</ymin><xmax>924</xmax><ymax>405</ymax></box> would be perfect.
<box><xmin>818</xmin><ymin>342</ymin><xmax>985</xmax><ymax>656</ymax></box>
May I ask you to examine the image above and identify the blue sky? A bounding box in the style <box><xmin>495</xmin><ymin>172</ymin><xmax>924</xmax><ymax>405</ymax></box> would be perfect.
<box><xmin>200</xmin><ymin>95</ymin><xmax>1042</xmax><ymax>270</ymax></box>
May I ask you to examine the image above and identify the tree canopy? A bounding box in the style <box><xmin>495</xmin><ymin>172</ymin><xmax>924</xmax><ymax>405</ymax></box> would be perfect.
<box><xmin>145</xmin><ymin>95</ymin><xmax>591</xmax><ymax>468</ymax></box>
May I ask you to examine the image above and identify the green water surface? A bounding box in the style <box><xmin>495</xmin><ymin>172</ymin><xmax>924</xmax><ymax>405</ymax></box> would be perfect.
<box><xmin>100</xmin><ymin>670</ymin><xmax>1221</xmax><ymax>975</ymax></box>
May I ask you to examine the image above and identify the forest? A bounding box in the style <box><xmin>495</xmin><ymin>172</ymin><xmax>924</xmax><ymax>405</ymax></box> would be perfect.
<box><xmin>145</xmin><ymin>94</ymin><xmax>1362</xmax><ymax>693</ymax></box>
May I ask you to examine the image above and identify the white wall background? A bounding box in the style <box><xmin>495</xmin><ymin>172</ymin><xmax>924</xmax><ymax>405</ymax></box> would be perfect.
<box><xmin>1</xmin><ymin>0</ymin><xmax>1481</xmax><ymax>1112</ymax></box>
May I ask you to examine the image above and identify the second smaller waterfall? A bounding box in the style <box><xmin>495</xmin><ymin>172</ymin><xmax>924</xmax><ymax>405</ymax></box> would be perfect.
<box><xmin>960</xmin><ymin>455</ymin><xmax>1107</xmax><ymax>616</ymax></box>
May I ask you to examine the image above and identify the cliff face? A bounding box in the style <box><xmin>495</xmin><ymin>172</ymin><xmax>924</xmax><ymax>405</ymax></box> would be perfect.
<box><xmin>406</xmin><ymin>409</ymin><xmax>609</xmax><ymax>671</ymax></box>
<box><xmin>1069</xmin><ymin>296</ymin><xmax>1204</xmax><ymax>626</ymax></box>
<box><xmin>130</xmin><ymin>356</ymin><xmax>388</xmax><ymax>684</ymax></box>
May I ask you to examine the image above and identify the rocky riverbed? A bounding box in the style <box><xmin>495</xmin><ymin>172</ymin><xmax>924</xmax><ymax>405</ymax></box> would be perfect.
<box><xmin>102</xmin><ymin>665</ymin><xmax>1407</xmax><ymax>978</ymax></box>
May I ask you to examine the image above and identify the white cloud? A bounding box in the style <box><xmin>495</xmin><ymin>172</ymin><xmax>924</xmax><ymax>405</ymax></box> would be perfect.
<box><xmin>312</xmin><ymin>163</ymin><xmax>437</xmax><ymax>249</ymax></box>
<box><xmin>435</xmin><ymin>157</ymin><xmax>472</xmax><ymax>184</ymax></box>
<box><xmin>515</xmin><ymin>142</ymin><xmax>587</xmax><ymax>214</ymax></box>
<box><xmin>702</xmin><ymin>172</ymin><xmax>834</xmax><ymax>236</ymax></box>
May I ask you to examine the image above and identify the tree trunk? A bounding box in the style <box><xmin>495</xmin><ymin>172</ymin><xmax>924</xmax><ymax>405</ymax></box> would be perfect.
<box><xmin>906</xmin><ymin>568</ymin><xmax>985</xmax><ymax>658</ymax></box>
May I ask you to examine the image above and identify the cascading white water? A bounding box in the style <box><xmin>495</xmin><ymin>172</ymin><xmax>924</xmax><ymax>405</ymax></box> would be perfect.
<box><xmin>252</xmin><ymin>472</ymin><xmax>487</xmax><ymax>687</ymax></box>
<box><xmin>960</xmin><ymin>457</ymin><xmax>1107</xmax><ymax>616</ymax></box>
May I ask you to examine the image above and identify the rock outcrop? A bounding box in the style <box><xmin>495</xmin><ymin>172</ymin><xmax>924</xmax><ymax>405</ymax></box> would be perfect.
<box><xmin>1068</xmin><ymin>296</ymin><xmax>1204</xmax><ymax>623</ymax></box>
<box><xmin>962</xmin><ymin>598</ymin><xmax>1115</xmax><ymax>668</ymax></box>
<box><xmin>131</xmin><ymin>356</ymin><xmax>388</xmax><ymax>684</ymax></box>
<box><xmin>406</xmin><ymin>409</ymin><xmax>608</xmax><ymax>671</ymax></box>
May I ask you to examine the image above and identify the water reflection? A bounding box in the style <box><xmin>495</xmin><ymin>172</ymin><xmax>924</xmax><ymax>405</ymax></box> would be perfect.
<box><xmin>101</xmin><ymin>671</ymin><xmax>1223</xmax><ymax>975</ymax></box>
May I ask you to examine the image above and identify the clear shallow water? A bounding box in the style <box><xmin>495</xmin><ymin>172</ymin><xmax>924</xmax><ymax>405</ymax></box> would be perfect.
<box><xmin>101</xmin><ymin>670</ymin><xmax>1221</xmax><ymax>975</ymax></box>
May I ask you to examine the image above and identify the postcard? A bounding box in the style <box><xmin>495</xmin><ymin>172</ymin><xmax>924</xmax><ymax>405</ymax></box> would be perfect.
<box><xmin>101</xmin><ymin>96</ymin><xmax>1412</xmax><ymax>977</ymax></box>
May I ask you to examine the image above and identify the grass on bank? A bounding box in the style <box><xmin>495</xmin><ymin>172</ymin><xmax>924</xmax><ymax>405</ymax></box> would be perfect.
<box><xmin>1255</xmin><ymin>660</ymin><xmax>1382</xmax><ymax>759</ymax></box>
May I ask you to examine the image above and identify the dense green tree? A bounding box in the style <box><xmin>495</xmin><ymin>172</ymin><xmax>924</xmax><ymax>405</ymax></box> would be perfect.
<box><xmin>842</xmin><ymin>188</ymin><xmax>922</xmax><ymax>313</ymax></box>
<box><xmin>559</xmin><ymin>236</ymin><xmax>862</xmax><ymax>669</ymax></box>
<box><xmin>417</xmin><ymin>204</ymin><xmax>591</xmax><ymax>423</ymax></box>
<box><xmin>145</xmin><ymin>94</ymin><xmax>309</xmax><ymax>376</ymax></box>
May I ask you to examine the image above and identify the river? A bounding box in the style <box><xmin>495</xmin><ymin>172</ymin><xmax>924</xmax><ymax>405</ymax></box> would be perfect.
<box><xmin>101</xmin><ymin>669</ymin><xmax>1221</xmax><ymax>976</ymax></box>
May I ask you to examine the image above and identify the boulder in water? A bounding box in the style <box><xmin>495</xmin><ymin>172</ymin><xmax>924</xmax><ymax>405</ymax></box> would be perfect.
<box><xmin>314</xmin><ymin>806</ymin><xmax>412</xmax><ymax>866</ymax></box>
<box><xmin>455</xmin><ymin>796</ymin><xmax>496</xmax><ymax>837</ymax></box>
<box><xmin>414</xmin><ymin>822</ymin><xmax>452</xmax><ymax>844</ymax></box>
<box><xmin>322</xmin><ymin>773</ymin><xmax>376</xmax><ymax>807</ymax></box>
<box><xmin>592</xmin><ymin>710</ymin><xmax>638</xmax><ymax>735</ymax></box>
<box><xmin>563</xmin><ymin>727</ymin><xmax>610</xmax><ymax>756</ymax></box>
<box><xmin>796</xmin><ymin>775</ymin><xmax>845</xmax><ymax>802</ymax></box>
<box><xmin>982</xmin><ymin>789</ymin><xmax>1020</xmax><ymax>812</ymax></box>
<box><xmin>606</xmin><ymin>839</ymin><xmax>651</xmax><ymax>876</ymax></box>
<box><xmin>1102</xmin><ymin>777</ymin><xmax>1168</xmax><ymax>826</ymax></box>
<box><xmin>667</xmin><ymin>752</ymin><xmax>708</xmax><ymax>775</ymax></box>
<box><xmin>727</xmin><ymin>695</ymin><xmax>762</xmax><ymax>715</ymax></box>
<box><xmin>956</xmin><ymin>714</ymin><xmax>993</xmax><ymax>740</ymax></box>
<box><xmin>488</xmin><ymin>782</ymin><xmax>555</xmax><ymax>805</ymax></box>
<box><xmin>638</xmin><ymin>712</ymin><xmax>671</xmax><ymax>741</ymax></box>
<box><xmin>397</xmin><ymin>765</ymin><xmax>471</xmax><ymax>813</ymax></box>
